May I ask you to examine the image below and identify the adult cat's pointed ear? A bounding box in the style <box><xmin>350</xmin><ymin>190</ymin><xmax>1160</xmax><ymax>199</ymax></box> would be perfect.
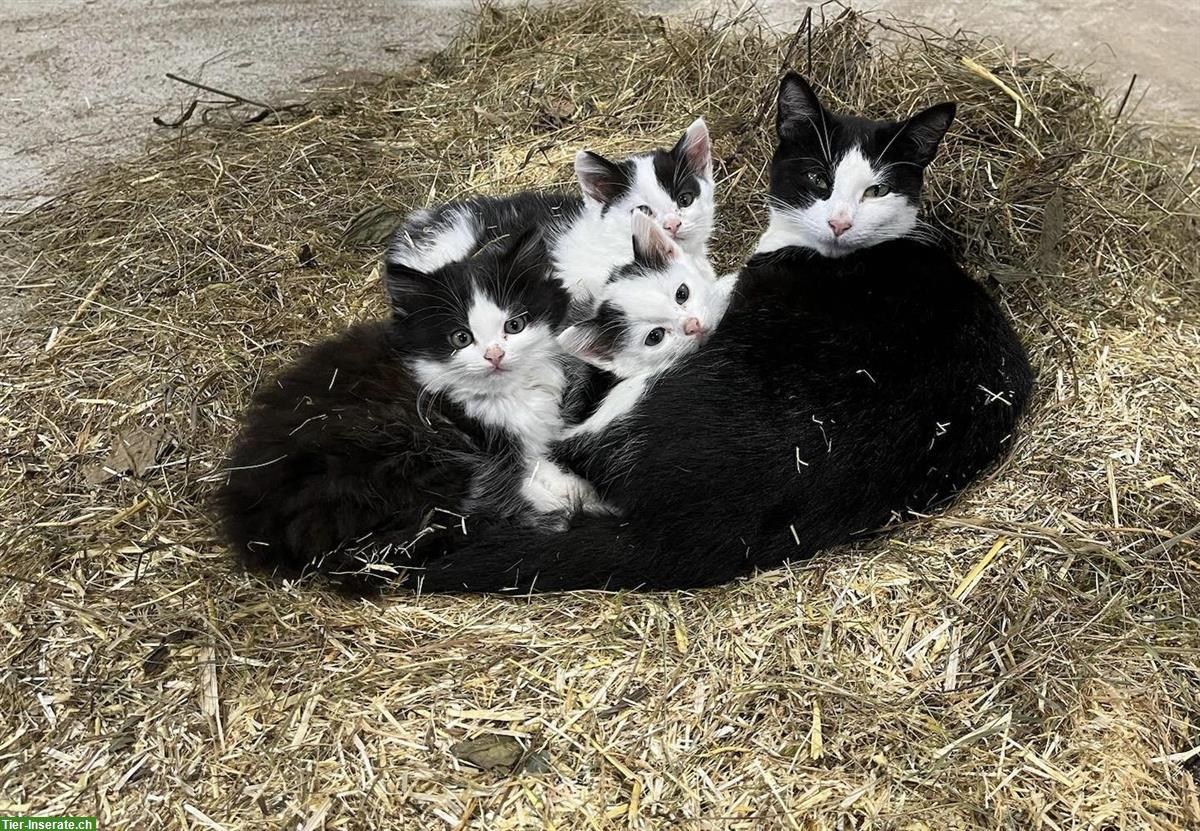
<box><xmin>672</xmin><ymin>117</ymin><xmax>713</xmax><ymax>181</ymax></box>
<box><xmin>631</xmin><ymin>210</ymin><xmax>678</xmax><ymax>271</ymax></box>
<box><xmin>901</xmin><ymin>102</ymin><xmax>956</xmax><ymax>167</ymax></box>
<box><xmin>558</xmin><ymin>321</ymin><xmax>616</xmax><ymax>369</ymax></box>
<box><xmin>575</xmin><ymin>150</ymin><xmax>628</xmax><ymax>205</ymax></box>
<box><xmin>777</xmin><ymin>72</ymin><xmax>824</xmax><ymax>138</ymax></box>
<box><xmin>384</xmin><ymin>260</ymin><xmax>428</xmax><ymax>318</ymax></box>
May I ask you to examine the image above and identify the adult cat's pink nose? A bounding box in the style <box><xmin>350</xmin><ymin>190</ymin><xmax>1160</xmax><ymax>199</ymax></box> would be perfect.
<box><xmin>683</xmin><ymin>317</ymin><xmax>704</xmax><ymax>337</ymax></box>
<box><xmin>828</xmin><ymin>217</ymin><xmax>852</xmax><ymax>237</ymax></box>
<box><xmin>662</xmin><ymin>216</ymin><xmax>682</xmax><ymax>237</ymax></box>
<box><xmin>484</xmin><ymin>345</ymin><xmax>505</xmax><ymax>368</ymax></box>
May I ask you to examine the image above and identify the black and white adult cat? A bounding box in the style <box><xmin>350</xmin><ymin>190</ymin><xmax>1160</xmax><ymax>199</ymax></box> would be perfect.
<box><xmin>407</xmin><ymin>74</ymin><xmax>1034</xmax><ymax>593</ymax></box>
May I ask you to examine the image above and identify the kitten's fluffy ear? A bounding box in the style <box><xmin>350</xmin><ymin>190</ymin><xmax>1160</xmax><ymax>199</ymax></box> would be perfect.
<box><xmin>384</xmin><ymin>260</ymin><xmax>428</xmax><ymax>318</ymax></box>
<box><xmin>777</xmin><ymin>72</ymin><xmax>824</xmax><ymax>138</ymax></box>
<box><xmin>631</xmin><ymin>210</ymin><xmax>678</xmax><ymax>271</ymax></box>
<box><xmin>558</xmin><ymin>322</ymin><xmax>615</xmax><ymax>368</ymax></box>
<box><xmin>901</xmin><ymin>102</ymin><xmax>957</xmax><ymax>167</ymax></box>
<box><xmin>497</xmin><ymin>225</ymin><xmax>548</xmax><ymax>279</ymax></box>
<box><xmin>672</xmin><ymin>117</ymin><xmax>713</xmax><ymax>181</ymax></box>
<box><xmin>575</xmin><ymin>150</ymin><xmax>627</xmax><ymax>205</ymax></box>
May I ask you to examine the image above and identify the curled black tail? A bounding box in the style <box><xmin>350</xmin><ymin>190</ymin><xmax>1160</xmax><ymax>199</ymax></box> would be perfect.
<box><xmin>409</xmin><ymin>516</ymin><xmax>745</xmax><ymax>593</ymax></box>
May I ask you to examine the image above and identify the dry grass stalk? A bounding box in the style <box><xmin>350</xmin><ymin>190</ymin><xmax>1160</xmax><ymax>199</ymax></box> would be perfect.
<box><xmin>1</xmin><ymin>2</ymin><xmax>1198</xmax><ymax>828</ymax></box>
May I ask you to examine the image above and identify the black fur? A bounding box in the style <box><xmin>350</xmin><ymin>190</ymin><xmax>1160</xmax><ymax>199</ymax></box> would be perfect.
<box><xmin>771</xmin><ymin>72</ymin><xmax>955</xmax><ymax>211</ymax></box>
<box><xmin>412</xmin><ymin>239</ymin><xmax>1033</xmax><ymax>592</ymax></box>
<box><xmin>653</xmin><ymin>130</ymin><xmax>704</xmax><ymax>204</ymax></box>
<box><xmin>393</xmin><ymin>191</ymin><xmax>584</xmax><ymax>279</ymax></box>
<box><xmin>386</xmin><ymin>225</ymin><xmax>569</xmax><ymax>340</ymax></box>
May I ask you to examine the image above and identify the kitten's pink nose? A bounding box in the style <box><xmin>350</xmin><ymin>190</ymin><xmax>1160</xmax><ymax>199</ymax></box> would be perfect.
<box><xmin>828</xmin><ymin>217</ymin><xmax>852</xmax><ymax>238</ymax></box>
<box><xmin>484</xmin><ymin>345</ymin><xmax>505</xmax><ymax>368</ymax></box>
<box><xmin>662</xmin><ymin>216</ymin><xmax>682</xmax><ymax>237</ymax></box>
<box><xmin>683</xmin><ymin>317</ymin><xmax>704</xmax><ymax>337</ymax></box>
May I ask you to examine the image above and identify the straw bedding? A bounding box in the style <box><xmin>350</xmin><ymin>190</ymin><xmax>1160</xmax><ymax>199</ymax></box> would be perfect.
<box><xmin>1</xmin><ymin>2</ymin><xmax>1197</xmax><ymax>827</ymax></box>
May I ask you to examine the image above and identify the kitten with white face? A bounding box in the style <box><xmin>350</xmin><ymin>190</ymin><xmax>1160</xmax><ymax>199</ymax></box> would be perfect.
<box><xmin>219</xmin><ymin>227</ymin><xmax>609</xmax><ymax>586</ymax></box>
<box><xmin>387</xmin><ymin>229</ymin><xmax>606</xmax><ymax>519</ymax></box>
<box><xmin>756</xmin><ymin>72</ymin><xmax>955</xmax><ymax>258</ymax></box>
<box><xmin>389</xmin><ymin>119</ymin><xmax>718</xmax><ymax>308</ymax></box>
<box><xmin>551</xmin><ymin>212</ymin><xmax>732</xmax><ymax>447</ymax></box>
<box><xmin>556</xmin><ymin>118</ymin><xmax>715</xmax><ymax>303</ymax></box>
<box><xmin>560</xmin><ymin>210</ymin><xmax>731</xmax><ymax>380</ymax></box>
<box><xmin>390</xmin><ymin>231</ymin><xmax>567</xmax><ymax>453</ymax></box>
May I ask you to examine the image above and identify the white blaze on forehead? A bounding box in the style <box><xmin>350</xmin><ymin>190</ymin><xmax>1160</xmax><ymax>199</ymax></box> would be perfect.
<box><xmin>467</xmin><ymin>293</ymin><xmax>508</xmax><ymax>349</ymax></box>
<box><xmin>629</xmin><ymin>156</ymin><xmax>676</xmax><ymax>217</ymax></box>
<box><xmin>609</xmin><ymin>271</ymin><xmax>686</xmax><ymax>321</ymax></box>
<box><xmin>828</xmin><ymin>146</ymin><xmax>877</xmax><ymax>219</ymax></box>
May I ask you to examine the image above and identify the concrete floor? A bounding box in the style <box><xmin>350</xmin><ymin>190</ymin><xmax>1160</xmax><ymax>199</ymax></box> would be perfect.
<box><xmin>1</xmin><ymin>0</ymin><xmax>1197</xmax><ymax>213</ymax></box>
<box><xmin>0</xmin><ymin>0</ymin><xmax>477</xmax><ymax>212</ymax></box>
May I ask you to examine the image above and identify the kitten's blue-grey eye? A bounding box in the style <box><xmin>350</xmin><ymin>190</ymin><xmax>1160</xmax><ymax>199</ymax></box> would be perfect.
<box><xmin>503</xmin><ymin>316</ymin><xmax>526</xmax><ymax>335</ymax></box>
<box><xmin>449</xmin><ymin>329</ymin><xmax>473</xmax><ymax>349</ymax></box>
<box><xmin>635</xmin><ymin>205</ymin><xmax>653</xmax><ymax>216</ymax></box>
<box><xmin>863</xmin><ymin>184</ymin><xmax>891</xmax><ymax>198</ymax></box>
<box><xmin>677</xmin><ymin>192</ymin><xmax>695</xmax><ymax>208</ymax></box>
<box><xmin>675</xmin><ymin>283</ymin><xmax>690</xmax><ymax>304</ymax></box>
<box><xmin>644</xmin><ymin>327</ymin><xmax>666</xmax><ymax>346</ymax></box>
<box><xmin>807</xmin><ymin>171</ymin><xmax>829</xmax><ymax>191</ymax></box>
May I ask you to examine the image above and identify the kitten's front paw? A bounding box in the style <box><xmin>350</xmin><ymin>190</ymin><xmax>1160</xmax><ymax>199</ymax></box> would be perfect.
<box><xmin>522</xmin><ymin>460</ymin><xmax>602</xmax><ymax>517</ymax></box>
<box><xmin>580</xmin><ymin>493</ymin><xmax>621</xmax><ymax>517</ymax></box>
<box><xmin>525</xmin><ymin>510</ymin><xmax>571</xmax><ymax>533</ymax></box>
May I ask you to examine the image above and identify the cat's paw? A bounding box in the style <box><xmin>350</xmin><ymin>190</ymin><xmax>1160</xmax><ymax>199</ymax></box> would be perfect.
<box><xmin>521</xmin><ymin>509</ymin><xmax>571</xmax><ymax>533</ymax></box>
<box><xmin>522</xmin><ymin>460</ymin><xmax>602</xmax><ymax>517</ymax></box>
<box><xmin>581</xmin><ymin>498</ymin><xmax>622</xmax><ymax>518</ymax></box>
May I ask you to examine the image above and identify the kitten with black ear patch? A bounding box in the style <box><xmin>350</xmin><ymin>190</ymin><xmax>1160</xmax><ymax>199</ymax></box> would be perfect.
<box><xmin>560</xmin><ymin>211</ymin><xmax>732</xmax><ymax>380</ymax></box>
<box><xmin>389</xmin><ymin>118</ymin><xmax>718</xmax><ymax>309</ymax></box>
<box><xmin>757</xmin><ymin>72</ymin><xmax>955</xmax><ymax>257</ymax></box>
<box><xmin>217</xmin><ymin>229</ymin><xmax>601</xmax><ymax>587</ymax></box>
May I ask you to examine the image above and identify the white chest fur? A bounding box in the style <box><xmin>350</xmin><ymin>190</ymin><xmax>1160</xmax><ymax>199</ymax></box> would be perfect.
<box><xmin>411</xmin><ymin>357</ymin><xmax>567</xmax><ymax>454</ymax></box>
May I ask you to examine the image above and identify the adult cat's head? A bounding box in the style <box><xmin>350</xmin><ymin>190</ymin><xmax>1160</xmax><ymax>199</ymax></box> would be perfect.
<box><xmin>760</xmin><ymin>72</ymin><xmax>955</xmax><ymax>257</ymax></box>
<box><xmin>386</xmin><ymin>227</ymin><xmax>569</xmax><ymax>393</ymax></box>
<box><xmin>559</xmin><ymin>211</ymin><xmax>731</xmax><ymax>378</ymax></box>
<box><xmin>574</xmin><ymin>118</ymin><xmax>716</xmax><ymax>256</ymax></box>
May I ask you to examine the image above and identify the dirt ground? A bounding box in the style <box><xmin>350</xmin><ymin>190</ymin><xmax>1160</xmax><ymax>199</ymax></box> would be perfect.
<box><xmin>1</xmin><ymin>0</ymin><xmax>1197</xmax><ymax>214</ymax></box>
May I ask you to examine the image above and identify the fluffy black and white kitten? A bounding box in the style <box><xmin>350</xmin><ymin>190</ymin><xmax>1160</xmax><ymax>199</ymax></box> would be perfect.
<box><xmin>389</xmin><ymin>119</ymin><xmax>717</xmax><ymax>306</ymax></box>
<box><xmin>405</xmin><ymin>80</ymin><xmax>1033</xmax><ymax>593</ymax></box>
<box><xmin>559</xmin><ymin>210</ymin><xmax>734</xmax><ymax>379</ymax></box>
<box><xmin>218</xmin><ymin>229</ymin><xmax>600</xmax><ymax>582</ymax></box>
<box><xmin>756</xmin><ymin>73</ymin><xmax>955</xmax><ymax>257</ymax></box>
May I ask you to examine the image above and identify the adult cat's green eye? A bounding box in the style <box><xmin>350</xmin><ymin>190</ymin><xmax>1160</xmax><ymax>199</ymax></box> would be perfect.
<box><xmin>449</xmin><ymin>329</ymin><xmax>473</xmax><ymax>348</ymax></box>
<box><xmin>807</xmin><ymin>171</ymin><xmax>829</xmax><ymax>191</ymax></box>
<box><xmin>635</xmin><ymin>204</ymin><xmax>653</xmax><ymax>216</ymax></box>
<box><xmin>644</xmin><ymin>327</ymin><xmax>666</xmax><ymax>346</ymax></box>
<box><xmin>677</xmin><ymin>192</ymin><xmax>695</xmax><ymax>208</ymax></box>
<box><xmin>675</xmin><ymin>283</ymin><xmax>690</xmax><ymax>304</ymax></box>
<box><xmin>864</xmin><ymin>184</ymin><xmax>891</xmax><ymax>198</ymax></box>
<box><xmin>503</xmin><ymin>316</ymin><xmax>526</xmax><ymax>335</ymax></box>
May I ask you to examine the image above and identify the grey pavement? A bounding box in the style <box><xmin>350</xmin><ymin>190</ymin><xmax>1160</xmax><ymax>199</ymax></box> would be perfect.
<box><xmin>1</xmin><ymin>0</ymin><xmax>1197</xmax><ymax>214</ymax></box>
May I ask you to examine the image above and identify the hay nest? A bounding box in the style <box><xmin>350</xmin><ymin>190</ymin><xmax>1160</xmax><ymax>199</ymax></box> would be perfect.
<box><xmin>2</xmin><ymin>2</ymin><xmax>1198</xmax><ymax>827</ymax></box>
